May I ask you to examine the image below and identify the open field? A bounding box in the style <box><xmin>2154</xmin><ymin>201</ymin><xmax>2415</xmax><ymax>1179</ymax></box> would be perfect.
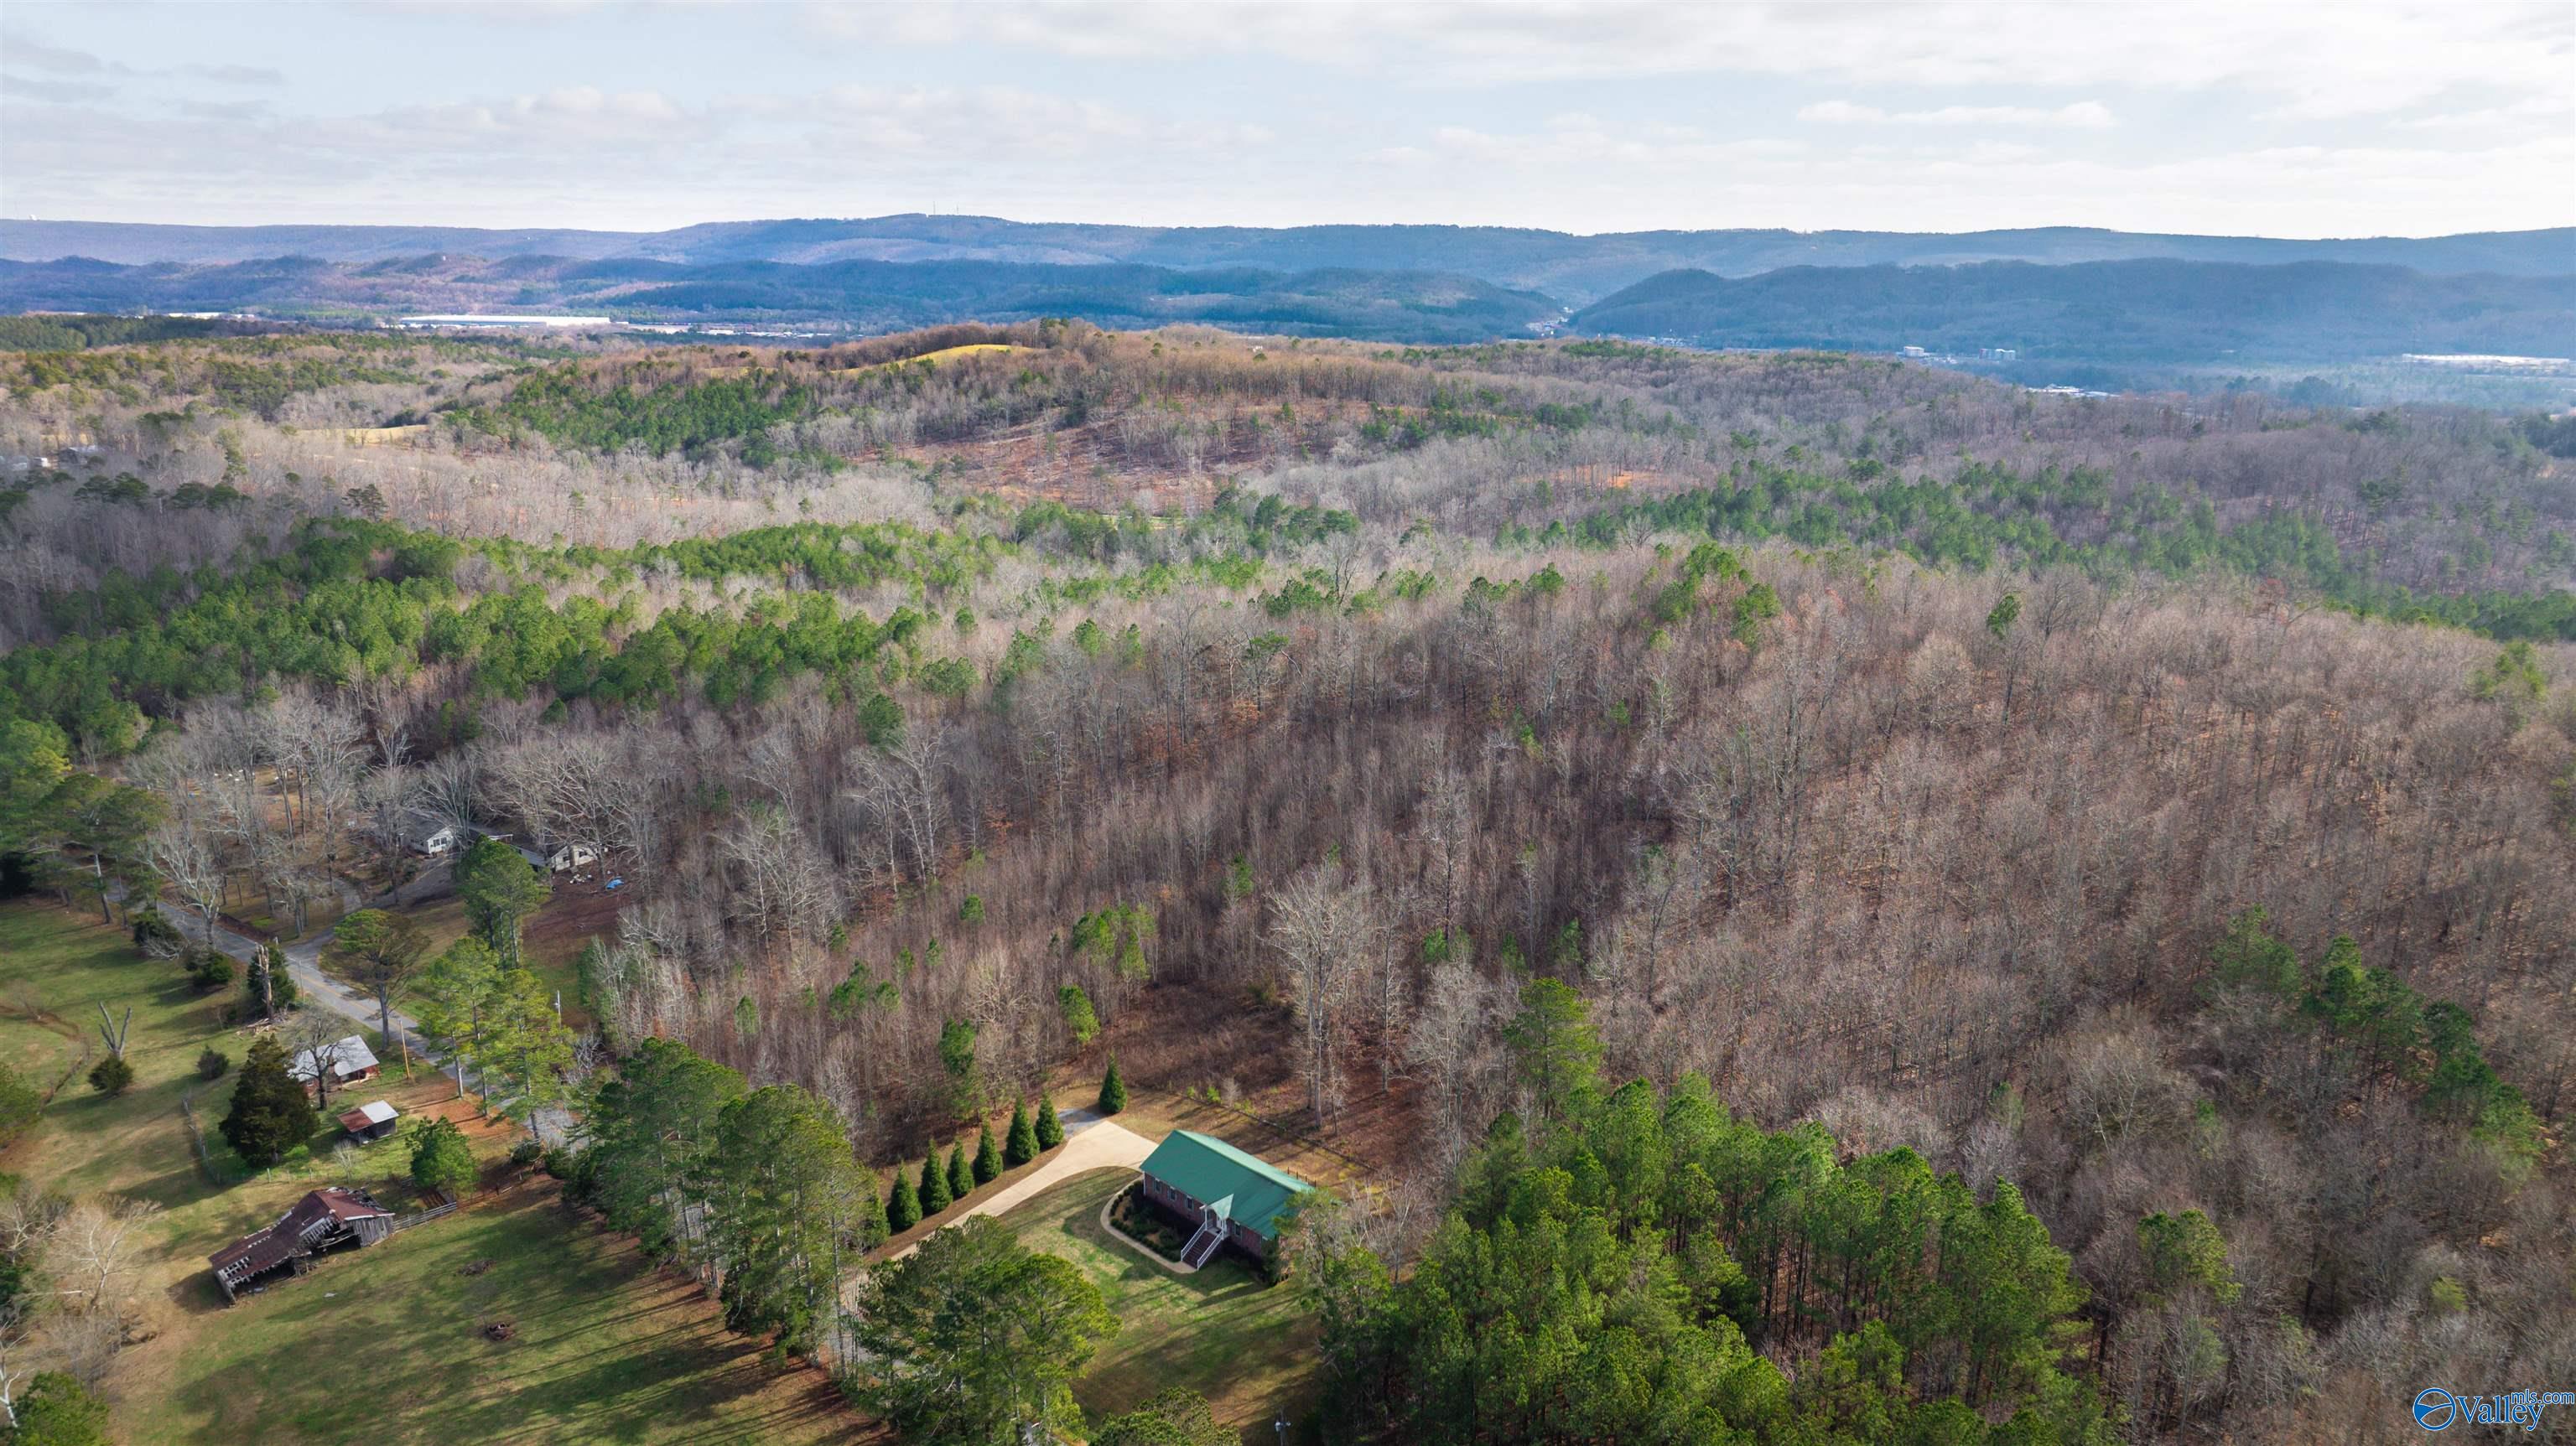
<box><xmin>996</xmin><ymin>1167</ymin><xmax>1317</xmax><ymax>1444</ymax></box>
<box><xmin>122</xmin><ymin>1178</ymin><xmax>860</xmax><ymax>1446</ymax></box>
<box><xmin>0</xmin><ymin>902</ymin><xmax>865</xmax><ymax>1446</ymax></box>
<box><xmin>0</xmin><ymin>901</ymin><xmax>241</xmax><ymax>1205</ymax></box>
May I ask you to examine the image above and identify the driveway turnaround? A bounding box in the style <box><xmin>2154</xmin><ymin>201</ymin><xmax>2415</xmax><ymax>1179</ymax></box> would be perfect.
<box><xmin>879</xmin><ymin>1107</ymin><xmax>1153</xmax><ymax>1261</ymax></box>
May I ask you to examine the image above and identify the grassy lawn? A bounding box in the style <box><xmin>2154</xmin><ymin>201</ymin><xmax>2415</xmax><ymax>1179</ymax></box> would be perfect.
<box><xmin>997</xmin><ymin>1166</ymin><xmax>1317</xmax><ymax>1444</ymax></box>
<box><xmin>0</xmin><ymin>901</ymin><xmax>239</xmax><ymax>1206</ymax></box>
<box><xmin>0</xmin><ymin>901</ymin><xmax>865</xmax><ymax>1446</ymax></box>
<box><xmin>118</xmin><ymin>1179</ymin><xmax>857</xmax><ymax>1446</ymax></box>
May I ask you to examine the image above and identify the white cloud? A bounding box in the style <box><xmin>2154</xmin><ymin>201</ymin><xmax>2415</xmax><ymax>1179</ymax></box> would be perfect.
<box><xmin>1800</xmin><ymin>100</ymin><xmax>2115</xmax><ymax>129</ymax></box>
<box><xmin>3</xmin><ymin>74</ymin><xmax>117</xmax><ymax>103</ymax></box>
<box><xmin>5</xmin><ymin>38</ymin><xmax>111</xmax><ymax>75</ymax></box>
<box><xmin>2399</xmin><ymin>93</ymin><xmax>2572</xmax><ymax>130</ymax></box>
<box><xmin>839</xmin><ymin>1</ymin><xmax>2568</xmax><ymax>120</ymax></box>
<box><xmin>1795</xmin><ymin>100</ymin><xmax>1881</xmax><ymax>126</ymax></box>
<box><xmin>0</xmin><ymin>3</ymin><xmax>2566</xmax><ymax>236</ymax></box>
<box><xmin>181</xmin><ymin>63</ymin><xmax>283</xmax><ymax>86</ymax></box>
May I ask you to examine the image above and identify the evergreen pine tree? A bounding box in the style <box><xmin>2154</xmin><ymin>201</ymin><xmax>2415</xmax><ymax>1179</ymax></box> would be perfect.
<box><xmin>855</xmin><ymin>1165</ymin><xmax>891</xmax><ymax>1248</ymax></box>
<box><xmin>973</xmin><ymin>1122</ymin><xmax>1001</xmax><ymax>1184</ymax></box>
<box><xmin>8</xmin><ymin>1371</ymin><xmax>112</xmax><ymax>1446</ymax></box>
<box><xmin>917</xmin><ymin>1153</ymin><xmax>952</xmax><ymax>1214</ymax></box>
<box><xmin>408</xmin><ymin>1117</ymin><xmax>480</xmax><ymax>1198</ymax></box>
<box><xmin>946</xmin><ymin>1143</ymin><xmax>973</xmax><ymax>1200</ymax></box>
<box><xmin>86</xmin><ymin>1055</ymin><xmax>134</xmax><ymax>1095</ymax></box>
<box><xmin>1035</xmin><ymin>1090</ymin><xmax>1065</xmax><ymax>1149</ymax></box>
<box><xmin>1005</xmin><ymin>1099</ymin><xmax>1038</xmax><ymax>1166</ymax></box>
<box><xmin>1098</xmin><ymin>1053</ymin><xmax>1127</xmax><ymax>1115</ymax></box>
<box><xmin>221</xmin><ymin>1034</ymin><xmax>317</xmax><ymax>1165</ymax></box>
<box><xmin>886</xmin><ymin>1166</ymin><xmax>922</xmax><ymax>1233</ymax></box>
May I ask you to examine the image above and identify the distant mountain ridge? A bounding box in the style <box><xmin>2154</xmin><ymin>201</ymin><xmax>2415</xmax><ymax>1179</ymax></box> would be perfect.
<box><xmin>0</xmin><ymin>252</ymin><xmax>1559</xmax><ymax>345</ymax></box>
<box><xmin>1571</xmin><ymin>259</ymin><xmax>2576</xmax><ymax>364</ymax></box>
<box><xmin>8</xmin><ymin>215</ymin><xmax>2569</xmax><ymax>303</ymax></box>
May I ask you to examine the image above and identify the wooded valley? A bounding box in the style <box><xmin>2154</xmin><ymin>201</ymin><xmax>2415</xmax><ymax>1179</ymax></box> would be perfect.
<box><xmin>1</xmin><ymin>322</ymin><xmax>2570</xmax><ymax>1443</ymax></box>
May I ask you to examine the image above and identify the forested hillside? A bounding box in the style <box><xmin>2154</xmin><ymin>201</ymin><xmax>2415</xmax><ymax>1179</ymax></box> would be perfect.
<box><xmin>1572</xmin><ymin>260</ymin><xmax>2576</xmax><ymax>363</ymax></box>
<box><xmin>3</xmin><ymin>324</ymin><xmax>2570</xmax><ymax>1443</ymax></box>
<box><xmin>0</xmin><ymin>256</ymin><xmax>1561</xmax><ymax>344</ymax></box>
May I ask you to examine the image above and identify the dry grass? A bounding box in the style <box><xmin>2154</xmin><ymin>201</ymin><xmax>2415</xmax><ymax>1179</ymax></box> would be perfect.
<box><xmin>839</xmin><ymin>343</ymin><xmax>1024</xmax><ymax>374</ymax></box>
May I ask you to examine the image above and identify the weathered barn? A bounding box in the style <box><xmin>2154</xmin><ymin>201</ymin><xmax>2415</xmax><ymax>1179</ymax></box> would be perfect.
<box><xmin>208</xmin><ymin>1186</ymin><xmax>397</xmax><ymax>1302</ymax></box>
<box><xmin>1135</xmin><ymin>1130</ymin><xmax>1313</xmax><ymax>1268</ymax></box>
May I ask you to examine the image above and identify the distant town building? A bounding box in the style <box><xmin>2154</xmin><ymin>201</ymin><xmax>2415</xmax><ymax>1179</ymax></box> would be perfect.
<box><xmin>1901</xmin><ymin>345</ymin><xmax>1929</xmax><ymax>359</ymax></box>
<box><xmin>2401</xmin><ymin>353</ymin><xmax>2573</xmax><ymax>374</ymax></box>
<box><xmin>392</xmin><ymin>314</ymin><xmax>614</xmax><ymax>330</ymax></box>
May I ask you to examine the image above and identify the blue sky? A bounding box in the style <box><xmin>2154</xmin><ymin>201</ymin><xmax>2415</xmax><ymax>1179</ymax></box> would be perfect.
<box><xmin>3</xmin><ymin>1</ymin><xmax>2570</xmax><ymax>237</ymax></box>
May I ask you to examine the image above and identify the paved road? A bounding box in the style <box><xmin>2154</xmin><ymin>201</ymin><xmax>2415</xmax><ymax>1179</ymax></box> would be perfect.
<box><xmin>145</xmin><ymin>886</ymin><xmax>573</xmax><ymax>1145</ymax></box>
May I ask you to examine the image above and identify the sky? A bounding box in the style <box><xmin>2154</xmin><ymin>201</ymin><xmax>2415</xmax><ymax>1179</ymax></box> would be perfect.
<box><xmin>3</xmin><ymin>1</ymin><xmax>2571</xmax><ymax>239</ymax></box>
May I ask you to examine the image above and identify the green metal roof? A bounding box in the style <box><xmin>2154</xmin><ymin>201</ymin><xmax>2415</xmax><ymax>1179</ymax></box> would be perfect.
<box><xmin>1137</xmin><ymin>1130</ymin><xmax>1313</xmax><ymax>1241</ymax></box>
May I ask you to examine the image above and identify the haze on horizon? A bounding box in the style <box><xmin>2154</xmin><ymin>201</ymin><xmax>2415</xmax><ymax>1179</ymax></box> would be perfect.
<box><xmin>3</xmin><ymin>0</ymin><xmax>2572</xmax><ymax>241</ymax></box>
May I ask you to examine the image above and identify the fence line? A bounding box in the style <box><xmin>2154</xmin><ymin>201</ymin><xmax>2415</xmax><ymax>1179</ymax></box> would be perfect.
<box><xmin>394</xmin><ymin>1190</ymin><xmax>459</xmax><ymax>1231</ymax></box>
<box><xmin>178</xmin><ymin>1088</ymin><xmax>239</xmax><ymax>1186</ymax></box>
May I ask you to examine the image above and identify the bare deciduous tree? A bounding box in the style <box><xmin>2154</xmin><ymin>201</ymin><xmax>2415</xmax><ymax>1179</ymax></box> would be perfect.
<box><xmin>1267</xmin><ymin>864</ymin><xmax>1373</xmax><ymax>1130</ymax></box>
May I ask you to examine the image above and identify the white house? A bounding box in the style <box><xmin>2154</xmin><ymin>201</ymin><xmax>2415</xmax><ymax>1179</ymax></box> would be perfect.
<box><xmin>513</xmin><ymin>836</ymin><xmax>600</xmax><ymax>873</ymax></box>
<box><xmin>404</xmin><ymin>816</ymin><xmax>465</xmax><ymax>855</ymax></box>
<box><xmin>402</xmin><ymin>811</ymin><xmax>496</xmax><ymax>857</ymax></box>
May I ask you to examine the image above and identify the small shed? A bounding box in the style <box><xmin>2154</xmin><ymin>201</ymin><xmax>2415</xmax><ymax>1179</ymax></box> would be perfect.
<box><xmin>289</xmin><ymin>1035</ymin><xmax>382</xmax><ymax>1092</ymax></box>
<box><xmin>338</xmin><ymin>1099</ymin><xmax>397</xmax><ymax>1141</ymax></box>
<box><xmin>1135</xmin><ymin>1130</ymin><xmax>1314</xmax><ymax>1268</ymax></box>
<box><xmin>208</xmin><ymin>1186</ymin><xmax>397</xmax><ymax>1302</ymax></box>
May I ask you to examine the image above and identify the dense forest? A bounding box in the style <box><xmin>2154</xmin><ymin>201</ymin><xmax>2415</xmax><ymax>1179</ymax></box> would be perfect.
<box><xmin>2</xmin><ymin>324</ymin><xmax>2570</xmax><ymax>1443</ymax></box>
